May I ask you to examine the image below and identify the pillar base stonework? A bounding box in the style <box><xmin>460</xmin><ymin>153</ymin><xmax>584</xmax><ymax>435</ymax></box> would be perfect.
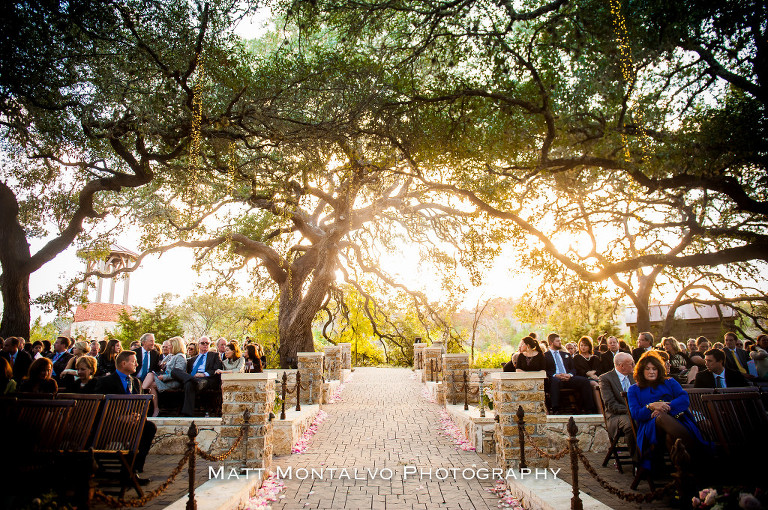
<box><xmin>443</xmin><ymin>353</ymin><xmax>470</xmax><ymax>405</ymax></box>
<box><xmin>324</xmin><ymin>345</ymin><xmax>342</xmax><ymax>380</ymax></box>
<box><xmin>297</xmin><ymin>352</ymin><xmax>324</xmax><ymax>405</ymax></box>
<box><xmin>413</xmin><ymin>342</ymin><xmax>426</xmax><ymax>371</ymax></box>
<box><xmin>423</xmin><ymin>346</ymin><xmax>443</xmax><ymax>383</ymax></box>
<box><xmin>220</xmin><ymin>373</ymin><xmax>275</xmax><ymax>471</ymax></box>
<box><xmin>338</xmin><ymin>343</ymin><xmax>352</xmax><ymax>370</ymax></box>
<box><xmin>492</xmin><ymin>371</ymin><xmax>548</xmax><ymax>470</ymax></box>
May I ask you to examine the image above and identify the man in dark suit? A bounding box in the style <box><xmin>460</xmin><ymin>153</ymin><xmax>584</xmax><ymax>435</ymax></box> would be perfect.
<box><xmin>598</xmin><ymin>352</ymin><xmax>636</xmax><ymax>453</ymax></box>
<box><xmin>694</xmin><ymin>348</ymin><xmax>750</xmax><ymax>388</ymax></box>
<box><xmin>171</xmin><ymin>336</ymin><xmax>223</xmax><ymax>416</ymax></box>
<box><xmin>599</xmin><ymin>336</ymin><xmax>621</xmax><ymax>374</ymax></box>
<box><xmin>133</xmin><ymin>332</ymin><xmax>161</xmax><ymax>381</ymax></box>
<box><xmin>95</xmin><ymin>350</ymin><xmax>156</xmax><ymax>484</ymax></box>
<box><xmin>48</xmin><ymin>336</ymin><xmax>74</xmax><ymax>381</ymax></box>
<box><xmin>722</xmin><ymin>331</ymin><xmax>752</xmax><ymax>379</ymax></box>
<box><xmin>544</xmin><ymin>333</ymin><xmax>596</xmax><ymax>414</ymax></box>
<box><xmin>1</xmin><ymin>336</ymin><xmax>33</xmax><ymax>382</ymax></box>
<box><xmin>631</xmin><ymin>332</ymin><xmax>654</xmax><ymax>363</ymax></box>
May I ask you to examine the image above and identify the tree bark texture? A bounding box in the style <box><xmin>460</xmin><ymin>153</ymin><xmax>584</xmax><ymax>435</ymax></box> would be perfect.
<box><xmin>0</xmin><ymin>182</ymin><xmax>32</xmax><ymax>339</ymax></box>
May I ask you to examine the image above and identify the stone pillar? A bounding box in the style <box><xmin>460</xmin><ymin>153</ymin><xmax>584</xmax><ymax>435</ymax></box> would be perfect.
<box><xmin>339</xmin><ymin>343</ymin><xmax>352</xmax><ymax>369</ymax></box>
<box><xmin>324</xmin><ymin>345</ymin><xmax>341</xmax><ymax>380</ymax></box>
<box><xmin>413</xmin><ymin>342</ymin><xmax>426</xmax><ymax>370</ymax></box>
<box><xmin>297</xmin><ymin>352</ymin><xmax>324</xmax><ymax>404</ymax></box>
<box><xmin>492</xmin><ymin>371</ymin><xmax>548</xmax><ymax>469</ymax></box>
<box><xmin>220</xmin><ymin>373</ymin><xmax>275</xmax><ymax>471</ymax></box>
<box><xmin>443</xmin><ymin>353</ymin><xmax>470</xmax><ymax>405</ymax></box>
<box><xmin>423</xmin><ymin>346</ymin><xmax>443</xmax><ymax>383</ymax></box>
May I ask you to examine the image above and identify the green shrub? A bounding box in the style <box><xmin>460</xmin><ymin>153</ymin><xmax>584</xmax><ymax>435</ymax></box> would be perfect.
<box><xmin>472</xmin><ymin>347</ymin><xmax>512</xmax><ymax>369</ymax></box>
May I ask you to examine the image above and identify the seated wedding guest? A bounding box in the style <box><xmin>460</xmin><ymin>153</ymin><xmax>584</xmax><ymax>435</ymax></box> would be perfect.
<box><xmin>95</xmin><ymin>350</ymin><xmax>155</xmax><ymax>484</ymax></box>
<box><xmin>513</xmin><ymin>336</ymin><xmax>545</xmax><ymax>372</ymax></box>
<box><xmin>244</xmin><ymin>344</ymin><xmax>263</xmax><ymax>373</ymax></box>
<box><xmin>618</xmin><ymin>340</ymin><xmax>631</xmax><ymax>353</ymax></box>
<box><xmin>89</xmin><ymin>340</ymin><xmax>100</xmax><ymax>357</ymax></box>
<box><xmin>19</xmin><ymin>357</ymin><xmax>58</xmax><ymax>394</ymax></box>
<box><xmin>66</xmin><ymin>356</ymin><xmax>98</xmax><ymax>394</ymax></box>
<box><xmin>0</xmin><ymin>357</ymin><xmax>16</xmax><ymax>394</ymax></box>
<box><xmin>504</xmin><ymin>340</ymin><xmax>524</xmax><ymax>372</ymax></box>
<box><xmin>749</xmin><ymin>334</ymin><xmax>768</xmax><ymax>381</ymax></box>
<box><xmin>98</xmin><ymin>339</ymin><xmax>107</xmax><ymax>354</ymax></box>
<box><xmin>632</xmin><ymin>332</ymin><xmax>654</xmax><ymax>362</ymax></box>
<box><xmin>686</xmin><ymin>339</ymin><xmax>698</xmax><ymax>356</ymax></box>
<box><xmin>723</xmin><ymin>331</ymin><xmax>752</xmax><ymax>379</ymax></box>
<box><xmin>49</xmin><ymin>336</ymin><xmax>73</xmax><ymax>381</ymax></box>
<box><xmin>129</xmin><ymin>340</ymin><xmax>140</xmax><ymax>350</ymax></box>
<box><xmin>544</xmin><ymin>333</ymin><xmax>596</xmax><ymax>414</ymax></box>
<box><xmin>1</xmin><ymin>336</ymin><xmax>33</xmax><ymax>383</ymax></box>
<box><xmin>628</xmin><ymin>351</ymin><xmax>707</xmax><ymax>472</ymax></box>
<box><xmin>60</xmin><ymin>340</ymin><xmax>90</xmax><ymax>380</ymax></box>
<box><xmin>42</xmin><ymin>340</ymin><xmax>52</xmax><ymax>357</ymax></box>
<box><xmin>712</xmin><ymin>341</ymin><xmax>724</xmax><ymax>350</ymax></box>
<box><xmin>689</xmin><ymin>337</ymin><xmax>709</xmax><ymax>368</ymax></box>
<box><xmin>142</xmin><ymin>336</ymin><xmax>187</xmax><ymax>417</ymax></box>
<box><xmin>662</xmin><ymin>337</ymin><xmax>694</xmax><ymax>384</ymax></box>
<box><xmin>565</xmin><ymin>342</ymin><xmax>578</xmax><ymax>357</ymax></box>
<box><xmin>216</xmin><ymin>342</ymin><xmax>245</xmax><ymax>374</ymax></box>
<box><xmin>598</xmin><ymin>352</ymin><xmax>636</xmax><ymax>455</ymax></box>
<box><xmin>171</xmin><ymin>336</ymin><xmax>223</xmax><ymax>417</ymax></box>
<box><xmin>133</xmin><ymin>333</ymin><xmax>160</xmax><ymax>383</ymax></box>
<box><xmin>97</xmin><ymin>339</ymin><xmax>122</xmax><ymax>376</ymax></box>
<box><xmin>694</xmin><ymin>348</ymin><xmax>749</xmax><ymax>388</ymax></box>
<box><xmin>216</xmin><ymin>338</ymin><xmax>228</xmax><ymax>361</ymax></box>
<box><xmin>159</xmin><ymin>340</ymin><xmax>172</xmax><ymax>369</ymax></box>
<box><xmin>599</xmin><ymin>336</ymin><xmax>621</xmax><ymax>374</ymax></box>
<box><xmin>255</xmin><ymin>342</ymin><xmax>267</xmax><ymax>369</ymax></box>
<box><xmin>186</xmin><ymin>341</ymin><xmax>198</xmax><ymax>359</ymax></box>
<box><xmin>574</xmin><ymin>336</ymin><xmax>601</xmax><ymax>386</ymax></box>
<box><xmin>31</xmin><ymin>341</ymin><xmax>44</xmax><ymax>360</ymax></box>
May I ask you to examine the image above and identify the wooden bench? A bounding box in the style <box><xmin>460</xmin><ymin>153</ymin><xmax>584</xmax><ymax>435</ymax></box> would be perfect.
<box><xmin>56</xmin><ymin>393</ymin><xmax>105</xmax><ymax>451</ymax></box>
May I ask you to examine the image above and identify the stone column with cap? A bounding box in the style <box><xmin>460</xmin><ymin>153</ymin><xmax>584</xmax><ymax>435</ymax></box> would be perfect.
<box><xmin>220</xmin><ymin>372</ymin><xmax>275</xmax><ymax>471</ymax></box>
<box><xmin>443</xmin><ymin>353</ymin><xmax>470</xmax><ymax>405</ymax></box>
<box><xmin>413</xmin><ymin>342</ymin><xmax>426</xmax><ymax>371</ymax></box>
<box><xmin>423</xmin><ymin>343</ymin><xmax>444</xmax><ymax>383</ymax></box>
<box><xmin>339</xmin><ymin>343</ymin><xmax>352</xmax><ymax>370</ymax></box>
<box><xmin>297</xmin><ymin>352</ymin><xmax>324</xmax><ymax>404</ymax></box>
<box><xmin>492</xmin><ymin>371</ymin><xmax>548</xmax><ymax>469</ymax></box>
<box><xmin>324</xmin><ymin>345</ymin><xmax>342</xmax><ymax>380</ymax></box>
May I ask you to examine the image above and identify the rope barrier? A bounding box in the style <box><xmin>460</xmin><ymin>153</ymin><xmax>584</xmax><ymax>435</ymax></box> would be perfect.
<box><xmin>521</xmin><ymin>427</ymin><xmax>570</xmax><ymax>460</ymax></box>
<box><xmin>575</xmin><ymin>450</ymin><xmax>673</xmax><ymax>503</ymax></box>
<box><xmin>195</xmin><ymin>425</ymin><xmax>246</xmax><ymax>461</ymax></box>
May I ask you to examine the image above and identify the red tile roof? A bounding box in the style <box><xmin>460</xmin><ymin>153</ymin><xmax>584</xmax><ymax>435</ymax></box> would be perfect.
<box><xmin>73</xmin><ymin>303</ymin><xmax>132</xmax><ymax>323</ymax></box>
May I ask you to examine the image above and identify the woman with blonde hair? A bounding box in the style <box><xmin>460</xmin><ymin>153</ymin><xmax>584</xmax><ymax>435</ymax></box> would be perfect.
<box><xmin>60</xmin><ymin>340</ymin><xmax>90</xmax><ymax>384</ymax></box>
<box><xmin>216</xmin><ymin>342</ymin><xmax>245</xmax><ymax>374</ymax></box>
<box><xmin>66</xmin><ymin>356</ymin><xmax>98</xmax><ymax>393</ymax></box>
<box><xmin>142</xmin><ymin>336</ymin><xmax>187</xmax><ymax>416</ymax></box>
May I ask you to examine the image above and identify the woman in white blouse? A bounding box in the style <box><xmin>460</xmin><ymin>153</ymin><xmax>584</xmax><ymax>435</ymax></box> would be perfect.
<box><xmin>216</xmin><ymin>342</ymin><xmax>245</xmax><ymax>374</ymax></box>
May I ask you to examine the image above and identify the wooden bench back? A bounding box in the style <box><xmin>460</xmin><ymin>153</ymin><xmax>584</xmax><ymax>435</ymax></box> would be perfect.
<box><xmin>702</xmin><ymin>392</ymin><xmax>768</xmax><ymax>458</ymax></box>
<box><xmin>91</xmin><ymin>394</ymin><xmax>152</xmax><ymax>453</ymax></box>
<box><xmin>16</xmin><ymin>399</ymin><xmax>75</xmax><ymax>452</ymax></box>
<box><xmin>684</xmin><ymin>388</ymin><xmax>716</xmax><ymax>442</ymax></box>
<box><xmin>56</xmin><ymin>393</ymin><xmax>105</xmax><ymax>451</ymax></box>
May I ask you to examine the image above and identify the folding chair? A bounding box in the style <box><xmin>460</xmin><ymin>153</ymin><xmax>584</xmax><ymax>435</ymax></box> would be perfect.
<box><xmin>599</xmin><ymin>390</ymin><xmax>633</xmax><ymax>474</ymax></box>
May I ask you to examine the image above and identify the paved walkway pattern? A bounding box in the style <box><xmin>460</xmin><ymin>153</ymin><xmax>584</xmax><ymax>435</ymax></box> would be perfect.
<box><xmin>271</xmin><ymin>367</ymin><xmax>500</xmax><ymax>510</ymax></box>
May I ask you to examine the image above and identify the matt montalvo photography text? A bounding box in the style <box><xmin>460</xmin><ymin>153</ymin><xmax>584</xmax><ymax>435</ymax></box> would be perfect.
<box><xmin>210</xmin><ymin>465</ymin><xmax>562</xmax><ymax>481</ymax></box>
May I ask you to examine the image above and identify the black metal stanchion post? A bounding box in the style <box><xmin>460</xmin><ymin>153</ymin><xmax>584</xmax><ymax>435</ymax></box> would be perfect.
<box><xmin>516</xmin><ymin>405</ymin><xmax>527</xmax><ymax>470</ymax></box>
<box><xmin>296</xmin><ymin>371</ymin><xmax>301</xmax><ymax>411</ymax></box>
<box><xmin>186</xmin><ymin>422</ymin><xmax>198</xmax><ymax>510</ymax></box>
<box><xmin>568</xmin><ymin>417</ymin><xmax>583</xmax><ymax>510</ymax></box>
<box><xmin>281</xmin><ymin>372</ymin><xmax>287</xmax><ymax>420</ymax></box>
<box><xmin>463</xmin><ymin>370</ymin><xmax>469</xmax><ymax>411</ymax></box>
<box><xmin>242</xmin><ymin>410</ymin><xmax>251</xmax><ymax>472</ymax></box>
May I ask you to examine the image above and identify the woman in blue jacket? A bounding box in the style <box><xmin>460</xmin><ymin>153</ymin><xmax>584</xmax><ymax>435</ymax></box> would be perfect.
<box><xmin>628</xmin><ymin>351</ymin><xmax>706</xmax><ymax>470</ymax></box>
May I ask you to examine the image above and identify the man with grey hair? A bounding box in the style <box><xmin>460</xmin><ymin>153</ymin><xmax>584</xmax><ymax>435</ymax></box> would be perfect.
<box><xmin>598</xmin><ymin>352</ymin><xmax>636</xmax><ymax>455</ymax></box>
<box><xmin>133</xmin><ymin>332</ymin><xmax>160</xmax><ymax>382</ymax></box>
<box><xmin>632</xmin><ymin>332</ymin><xmax>654</xmax><ymax>362</ymax></box>
<box><xmin>216</xmin><ymin>337</ymin><xmax>227</xmax><ymax>361</ymax></box>
<box><xmin>171</xmin><ymin>336</ymin><xmax>223</xmax><ymax>416</ymax></box>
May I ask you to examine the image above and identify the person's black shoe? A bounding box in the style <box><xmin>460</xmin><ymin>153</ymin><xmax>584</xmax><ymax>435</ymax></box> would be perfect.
<box><xmin>134</xmin><ymin>473</ymin><xmax>151</xmax><ymax>486</ymax></box>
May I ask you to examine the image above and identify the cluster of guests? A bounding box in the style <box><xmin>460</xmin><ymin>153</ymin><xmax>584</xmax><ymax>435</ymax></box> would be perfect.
<box><xmin>1</xmin><ymin>332</ymin><xmax>270</xmax><ymax>485</ymax></box>
<box><xmin>502</xmin><ymin>330</ymin><xmax>767</xmax><ymax>480</ymax></box>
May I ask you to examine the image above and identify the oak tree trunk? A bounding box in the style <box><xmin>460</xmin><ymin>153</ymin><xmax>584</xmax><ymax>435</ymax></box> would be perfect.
<box><xmin>0</xmin><ymin>182</ymin><xmax>32</xmax><ymax>339</ymax></box>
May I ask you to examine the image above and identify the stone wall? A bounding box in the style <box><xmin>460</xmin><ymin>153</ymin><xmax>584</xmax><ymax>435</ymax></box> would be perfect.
<box><xmin>324</xmin><ymin>345</ymin><xmax>342</xmax><ymax>380</ymax></box>
<box><xmin>545</xmin><ymin>415</ymin><xmax>609</xmax><ymax>453</ymax></box>
<box><xmin>492</xmin><ymin>371</ymin><xmax>548</xmax><ymax>470</ymax></box>
<box><xmin>444</xmin><ymin>405</ymin><xmax>496</xmax><ymax>453</ymax></box>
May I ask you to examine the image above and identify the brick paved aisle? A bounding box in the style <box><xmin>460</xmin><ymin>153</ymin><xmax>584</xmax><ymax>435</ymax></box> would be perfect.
<box><xmin>271</xmin><ymin>367</ymin><xmax>500</xmax><ymax>510</ymax></box>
